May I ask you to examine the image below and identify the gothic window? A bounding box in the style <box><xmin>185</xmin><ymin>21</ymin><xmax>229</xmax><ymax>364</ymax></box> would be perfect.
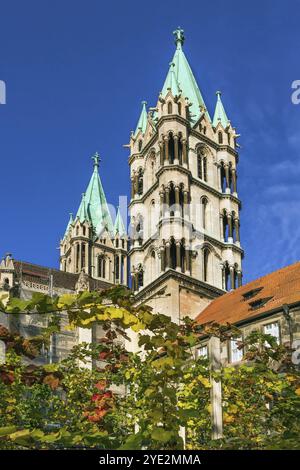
<box><xmin>81</xmin><ymin>243</ymin><xmax>86</xmax><ymax>269</ymax></box>
<box><xmin>170</xmin><ymin>238</ymin><xmax>176</xmax><ymax>270</ymax></box>
<box><xmin>138</xmin><ymin>140</ymin><xmax>142</xmax><ymax>152</ymax></box>
<box><xmin>178</xmin><ymin>102</ymin><xmax>182</xmax><ymax>115</ymax></box>
<box><xmin>197</xmin><ymin>153</ymin><xmax>202</xmax><ymax>179</ymax></box>
<box><xmin>98</xmin><ymin>256</ymin><xmax>106</xmax><ymax>278</ymax></box>
<box><xmin>223</xmin><ymin>262</ymin><xmax>230</xmax><ymax>291</ymax></box>
<box><xmin>122</xmin><ymin>239</ymin><xmax>125</xmax><ymax>248</ymax></box>
<box><xmin>137</xmin><ymin>168</ymin><xmax>143</xmax><ymax>195</ymax></box>
<box><xmin>115</xmin><ymin>255</ymin><xmax>120</xmax><ymax>280</ymax></box>
<box><xmin>202</xmin><ymin>197</ymin><xmax>208</xmax><ymax>229</ymax></box>
<box><xmin>203</xmin><ymin>247</ymin><xmax>210</xmax><ymax>282</ymax></box>
<box><xmin>203</xmin><ymin>126</ymin><xmax>207</xmax><ymax>135</ymax></box>
<box><xmin>116</xmin><ymin>238</ymin><xmax>119</xmax><ymax>248</ymax></box>
<box><xmin>138</xmin><ymin>269</ymin><xmax>144</xmax><ymax>288</ymax></box>
<box><xmin>167</xmin><ymin>102</ymin><xmax>173</xmax><ymax>114</ymax></box>
<box><xmin>203</xmin><ymin>157</ymin><xmax>207</xmax><ymax>182</ymax></box>
<box><xmin>76</xmin><ymin>226</ymin><xmax>79</xmax><ymax>236</ymax></box>
<box><xmin>168</xmin><ymin>133</ymin><xmax>175</xmax><ymax>164</ymax></box>
<box><xmin>220</xmin><ymin>163</ymin><xmax>226</xmax><ymax>193</ymax></box>
<box><xmin>76</xmin><ymin>244</ymin><xmax>80</xmax><ymax>272</ymax></box>
<box><xmin>83</xmin><ymin>226</ymin><xmax>86</xmax><ymax>236</ymax></box>
<box><xmin>227</xmin><ymin>133</ymin><xmax>231</xmax><ymax>146</ymax></box>
<box><xmin>178</xmin><ymin>133</ymin><xmax>183</xmax><ymax>165</ymax></box>
<box><xmin>218</xmin><ymin>131</ymin><xmax>223</xmax><ymax>144</ymax></box>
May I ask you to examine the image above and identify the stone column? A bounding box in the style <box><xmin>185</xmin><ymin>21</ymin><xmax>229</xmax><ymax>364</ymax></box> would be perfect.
<box><xmin>232</xmin><ymin>168</ymin><xmax>237</xmax><ymax>195</ymax></box>
<box><xmin>131</xmin><ymin>177</ymin><xmax>135</xmax><ymax>199</ymax></box>
<box><xmin>159</xmin><ymin>139</ymin><xmax>164</xmax><ymax>167</ymax></box>
<box><xmin>230</xmin><ymin>265</ymin><xmax>235</xmax><ymax>290</ymax></box>
<box><xmin>185</xmin><ymin>249</ymin><xmax>191</xmax><ymax>275</ymax></box>
<box><xmin>183</xmin><ymin>190</ymin><xmax>189</xmax><ymax>219</ymax></box>
<box><xmin>220</xmin><ymin>214</ymin><xmax>224</xmax><ymax>241</ymax></box>
<box><xmin>164</xmin><ymin>135</ymin><xmax>169</xmax><ymax>165</ymax></box>
<box><xmin>228</xmin><ymin>214</ymin><xmax>233</xmax><ymax>242</ymax></box>
<box><xmin>176</xmin><ymin>241</ymin><xmax>181</xmax><ymax>271</ymax></box>
<box><xmin>224</xmin><ymin>164</ymin><xmax>230</xmax><ymax>193</ymax></box>
<box><xmin>174</xmin><ymin>185</ymin><xmax>180</xmax><ymax>217</ymax></box>
<box><xmin>174</xmin><ymin>134</ymin><xmax>179</xmax><ymax>165</ymax></box>
<box><xmin>160</xmin><ymin>246</ymin><xmax>165</xmax><ymax>272</ymax></box>
<box><xmin>165</xmin><ymin>187</ymin><xmax>170</xmax><ymax>217</ymax></box>
<box><xmin>165</xmin><ymin>241</ymin><xmax>171</xmax><ymax>269</ymax></box>
<box><xmin>234</xmin><ymin>218</ymin><xmax>240</xmax><ymax>243</ymax></box>
<box><xmin>182</xmin><ymin>138</ymin><xmax>188</xmax><ymax>167</ymax></box>
<box><xmin>159</xmin><ymin>190</ymin><xmax>165</xmax><ymax>218</ymax></box>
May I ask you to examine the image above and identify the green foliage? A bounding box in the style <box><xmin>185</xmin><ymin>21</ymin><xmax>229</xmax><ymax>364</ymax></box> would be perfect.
<box><xmin>0</xmin><ymin>287</ymin><xmax>299</xmax><ymax>450</ymax></box>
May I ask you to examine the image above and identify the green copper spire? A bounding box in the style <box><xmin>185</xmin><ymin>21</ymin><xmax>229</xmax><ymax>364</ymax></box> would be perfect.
<box><xmin>163</xmin><ymin>62</ymin><xmax>181</xmax><ymax>97</ymax></box>
<box><xmin>75</xmin><ymin>153</ymin><xmax>114</xmax><ymax>236</ymax></box>
<box><xmin>212</xmin><ymin>91</ymin><xmax>229</xmax><ymax>128</ymax></box>
<box><xmin>76</xmin><ymin>193</ymin><xmax>89</xmax><ymax>223</ymax></box>
<box><xmin>162</xmin><ymin>28</ymin><xmax>211</xmax><ymax>124</ymax></box>
<box><xmin>134</xmin><ymin>101</ymin><xmax>147</xmax><ymax>136</ymax></box>
<box><xmin>64</xmin><ymin>212</ymin><xmax>73</xmax><ymax>238</ymax></box>
<box><xmin>114</xmin><ymin>207</ymin><xmax>126</xmax><ymax>237</ymax></box>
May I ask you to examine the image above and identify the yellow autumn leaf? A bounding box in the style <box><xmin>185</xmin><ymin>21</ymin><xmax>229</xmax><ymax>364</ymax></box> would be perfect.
<box><xmin>295</xmin><ymin>388</ymin><xmax>300</xmax><ymax>396</ymax></box>
<box><xmin>198</xmin><ymin>376</ymin><xmax>211</xmax><ymax>388</ymax></box>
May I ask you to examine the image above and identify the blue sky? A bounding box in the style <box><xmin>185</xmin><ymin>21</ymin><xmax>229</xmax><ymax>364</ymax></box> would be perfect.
<box><xmin>0</xmin><ymin>0</ymin><xmax>300</xmax><ymax>284</ymax></box>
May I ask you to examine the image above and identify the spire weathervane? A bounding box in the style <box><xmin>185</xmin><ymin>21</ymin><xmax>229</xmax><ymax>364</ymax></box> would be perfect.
<box><xmin>173</xmin><ymin>27</ymin><xmax>185</xmax><ymax>49</ymax></box>
<box><xmin>92</xmin><ymin>152</ymin><xmax>100</xmax><ymax>169</ymax></box>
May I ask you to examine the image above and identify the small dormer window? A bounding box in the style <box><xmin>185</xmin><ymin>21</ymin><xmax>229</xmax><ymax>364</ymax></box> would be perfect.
<box><xmin>218</xmin><ymin>131</ymin><xmax>223</xmax><ymax>144</ymax></box>
<box><xmin>242</xmin><ymin>287</ymin><xmax>263</xmax><ymax>301</ymax></box>
<box><xmin>138</xmin><ymin>140</ymin><xmax>142</xmax><ymax>152</ymax></box>
<box><xmin>249</xmin><ymin>297</ymin><xmax>272</xmax><ymax>310</ymax></box>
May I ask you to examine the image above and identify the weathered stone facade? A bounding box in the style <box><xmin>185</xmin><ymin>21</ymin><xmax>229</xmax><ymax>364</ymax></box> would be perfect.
<box><xmin>128</xmin><ymin>29</ymin><xmax>243</xmax><ymax>320</ymax></box>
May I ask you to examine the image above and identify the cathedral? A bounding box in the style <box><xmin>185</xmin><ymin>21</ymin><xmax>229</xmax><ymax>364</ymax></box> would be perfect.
<box><xmin>1</xmin><ymin>28</ymin><xmax>299</xmax><ymax>363</ymax></box>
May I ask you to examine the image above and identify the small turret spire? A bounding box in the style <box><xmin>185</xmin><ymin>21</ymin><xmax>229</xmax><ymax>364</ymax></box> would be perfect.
<box><xmin>212</xmin><ymin>90</ymin><xmax>230</xmax><ymax>128</ymax></box>
<box><xmin>134</xmin><ymin>101</ymin><xmax>148</xmax><ymax>136</ymax></box>
<box><xmin>173</xmin><ymin>27</ymin><xmax>185</xmax><ymax>49</ymax></box>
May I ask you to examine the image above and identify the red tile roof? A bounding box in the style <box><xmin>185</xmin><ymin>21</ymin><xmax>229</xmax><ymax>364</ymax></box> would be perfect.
<box><xmin>196</xmin><ymin>261</ymin><xmax>300</xmax><ymax>326</ymax></box>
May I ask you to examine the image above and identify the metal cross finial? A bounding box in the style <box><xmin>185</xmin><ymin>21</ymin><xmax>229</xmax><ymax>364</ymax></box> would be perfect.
<box><xmin>173</xmin><ymin>27</ymin><xmax>185</xmax><ymax>48</ymax></box>
<box><xmin>92</xmin><ymin>152</ymin><xmax>101</xmax><ymax>168</ymax></box>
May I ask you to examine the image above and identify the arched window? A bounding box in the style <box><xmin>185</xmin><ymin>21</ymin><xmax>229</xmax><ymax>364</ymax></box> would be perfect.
<box><xmin>167</xmin><ymin>102</ymin><xmax>173</xmax><ymax>114</ymax></box>
<box><xmin>178</xmin><ymin>133</ymin><xmax>183</xmax><ymax>165</ymax></box>
<box><xmin>168</xmin><ymin>133</ymin><xmax>175</xmax><ymax>164</ymax></box>
<box><xmin>202</xmin><ymin>198</ymin><xmax>208</xmax><ymax>229</ymax></box>
<box><xmin>115</xmin><ymin>255</ymin><xmax>120</xmax><ymax>280</ymax></box>
<box><xmin>98</xmin><ymin>256</ymin><xmax>106</xmax><ymax>278</ymax></box>
<box><xmin>170</xmin><ymin>238</ymin><xmax>176</xmax><ymax>269</ymax></box>
<box><xmin>218</xmin><ymin>131</ymin><xmax>223</xmax><ymax>144</ymax></box>
<box><xmin>203</xmin><ymin>157</ymin><xmax>207</xmax><ymax>182</ymax></box>
<box><xmin>227</xmin><ymin>133</ymin><xmax>231</xmax><ymax>146</ymax></box>
<box><xmin>223</xmin><ymin>262</ymin><xmax>230</xmax><ymax>291</ymax></box>
<box><xmin>138</xmin><ymin>269</ymin><xmax>144</xmax><ymax>288</ymax></box>
<box><xmin>81</xmin><ymin>243</ymin><xmax>86</xmax><ymax>269</ymax></box>
<box><xmin>115</xmin><ymin>238</ymin><xmax>119</xmax><ymax>248</ymax></box>
<box><xmin>178</xmin><ymin>102</ymin><xmax>182</xmax><ymax>115</ymax></box>
<box><xmin>137</xmin><ymin>168</ymin><xmax>143</xmax><ymax>195</ymax></box>
<box><xmin>76</xmin><ymin>226</ymin><xmax>79</xmax><ymax>236</ymax></box>
<box><xmin>203</xmin><ymin>248</ymin><xmax>210</xmax><ymax>282</ymax></box>
<box><xmin>138</xmin><ymin>140</ymin><xmax>142</xmax><ymax>152</ymax></box>
<box><xmin>83</xmin><ymin>226</ymin><xmax>86</xmax><ymax>236</ymax></box>
<box><xmin>203</xmin><ymin>126</ymin><xmax>207</xmax><ymax>135</ymax></box>
<box><xmin>197</xmin><ymin>153</ymin><xmax>202</xmax><ymax>179</ymax></box>
<box><xmin>76</xmin><ymin>244</ymin><xmax>80</xmax><ymax>271</ymax></box>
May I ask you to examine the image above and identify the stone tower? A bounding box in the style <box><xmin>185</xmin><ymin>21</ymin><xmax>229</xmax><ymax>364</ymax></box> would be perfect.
<box><xmin>60</xmin><ymin>153</ymin><xmax>128</xmax><ymax>285</ymax></box>
<box><xmin>128</xmin><ymin>28</ymin><xmax>243</xmax><ymax>321</ymax></box>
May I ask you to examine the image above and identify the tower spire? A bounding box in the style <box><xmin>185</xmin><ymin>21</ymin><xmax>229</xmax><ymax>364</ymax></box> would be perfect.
<box><xmin>134</xmin><ymin>101</ymin><xmax>148</xmax><ymax>136</ymax></box>
<box><xmin>212</xmin><ymin>91</ymin><xmax>229</xmax><ymax>128</ymax></box>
